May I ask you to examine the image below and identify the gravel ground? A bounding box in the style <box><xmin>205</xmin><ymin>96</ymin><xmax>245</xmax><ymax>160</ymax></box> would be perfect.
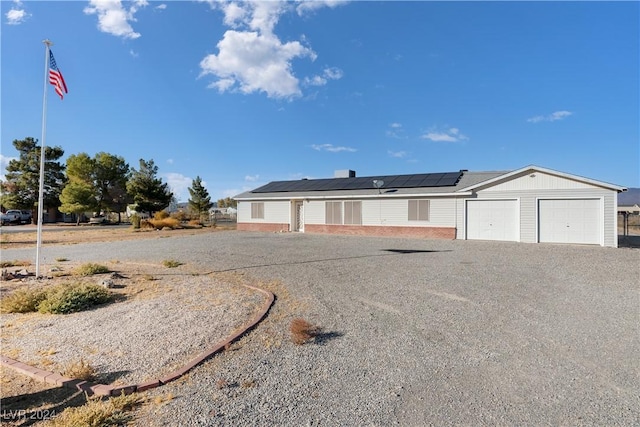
<box><xmin>2</xmin><ymin>231</ymin><xmax>639</xmax><ymax>426</ymax></box>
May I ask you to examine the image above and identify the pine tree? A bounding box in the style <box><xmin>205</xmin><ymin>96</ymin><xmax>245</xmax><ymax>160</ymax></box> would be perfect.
<box><xmin>188</xmin><ymin>176</ymin><xmax>213</xmax><ymax>218</ymax></box>
<box><xmin>126</xmin><ymin>159</ymin><xmax>173</xmax><ymax>217</ymax></box>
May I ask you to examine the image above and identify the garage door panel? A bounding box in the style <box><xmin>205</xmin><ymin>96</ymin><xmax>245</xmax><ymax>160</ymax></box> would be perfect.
<box><xmin>538</xmin><ymin>199</ymin><xmax>600</xmax><ymax>245</ymax></box>
<box><xmin>467</xmin><ymin>200</ymin><xmax>518</xmax><ymax>241</ymax></box>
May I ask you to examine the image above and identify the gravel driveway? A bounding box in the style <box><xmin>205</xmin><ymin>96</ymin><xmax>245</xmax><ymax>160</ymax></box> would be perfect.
<box><xmin>3</xmin><ymin>231</ymin><xmax>639</xmax><ymax>426</ymax></box>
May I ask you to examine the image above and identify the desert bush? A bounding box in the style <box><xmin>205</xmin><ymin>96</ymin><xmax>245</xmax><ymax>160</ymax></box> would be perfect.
<box><xmin>148</xmin><ymin>217</ymin><xmax>180</xmax><ymax>230</ymax></box>
<box><xmin>45</xmin><ymin>392</ymin><xmax>144</xmax><ymax>427</ymax></box>
<box><xmin>37</xmin><ymin>283</ymin><xmax>113</xmax><ymax>314</ymax></box>
<box><xmin>290</xmin><ymin>318</ymin><xmax>322</xmax><ymax>345</ymax></box>
<box><xmin>171</xmin><ymin>211</ymin><xmax>188</xmax><ymax>222</ymax></box>
<box><xmin>130</xmin><ymin>214</ymin><xmax>141</xmax><ymax>229</ymax></box>
<box><xmin>162</xmin><ymin>259</ymin><xmax>182</xmax><ymax>268</ymax></box>
<box><xmin>154</xmin><ymin>210</ymin><xmax>169</xmax><ymax>220</ymax></box>
<box><xmin>63</xmin><ymin>358</ymin><xmax>96</xmax><ymax>381</ymax></box>
<box><xmin>0</xmin><ymin>259</ymin><xmax>31</xmax><ymax>268</ymax></box>
<box><xmin>74</xmin><ymin>263</ymin><xmax>110</xmax><ymax>276</ymax></box>
<box><xmin>0</xmin><ymin>288</ymin><xmax>47</xmax><ymax>313</ymax></box>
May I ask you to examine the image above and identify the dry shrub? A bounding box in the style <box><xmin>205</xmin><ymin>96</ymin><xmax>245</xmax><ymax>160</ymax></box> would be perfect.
<box><xmin>162</xmin><ymin>259</ymin><xmax>182</xmax><ymax>268</ymax></box>
<box><xmin>153</xmin><ymin>211</ymin><xmax>169</xmax><ymax>220</ymax></box>
<box><xmin>62</xmin><ymin>358</ymin><xmax>96</xmax><ymax>381</ymax></box>
<box><xmin>171</xmin><ymin>211</ymin><xmax>188</xmax><ymax>222</ymax></box>
<box><xmin>148</xmin><ymin>217</ymin><xmax>180</xmax><ymax>230</ymax></box>
<box><xmin>0</xmin><ymin>259</ymin><xmax>31</xmax><ymax>268</ymax></box>
<box><xmin>74</xmin><ymin>263</ymin><xmax>110</xmax><ymax>276</ymax></box>
<box><xmin>290</xmin><ymin>318</ymin><xmax>322</xmax><ymax>345</ymax></box>
<box><xmin>45</xmin><ymin>393</ymin><xmax>144</xmax><ymax>427</ymax></box>
<box><xmin>0</xmin><ymin>288</ymin><xmax>47</xmax><ymax>313</ymax></box>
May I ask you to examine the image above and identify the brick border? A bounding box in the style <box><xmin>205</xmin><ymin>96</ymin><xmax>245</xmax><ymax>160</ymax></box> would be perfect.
<box><xmin>1</xmin><ymin>284</ymin><xmax>274</xmax><ymax>397</ymax></box>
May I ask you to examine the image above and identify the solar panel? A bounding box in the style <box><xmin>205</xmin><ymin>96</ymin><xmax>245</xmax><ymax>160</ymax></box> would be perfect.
<box><xmin>251</xmin><ymin>171</ymin><xmax>463</xmax><ymax>193</ymax></box>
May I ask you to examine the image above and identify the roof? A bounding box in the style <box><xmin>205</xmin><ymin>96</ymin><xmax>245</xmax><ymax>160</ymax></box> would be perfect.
<box><xmin>234</xmin><ymin>165</ymin><xmax>626</xmax><ymax>201</ymax></box>
<box><xmin>235</xmin><ymin>170</ymin><xmax>506</xmax><ymax>200</ymax></box>
<box><xmin>459</xmin><ymin>165</ymin><xmax>627</xmax><ymax>192</ymax></box>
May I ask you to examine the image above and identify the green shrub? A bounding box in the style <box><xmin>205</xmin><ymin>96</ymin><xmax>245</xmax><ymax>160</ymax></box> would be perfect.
<box><xmin>130</xmin><ymin>214</ymin><xmax>141</xmax><ymax>229</ymax></box>
<box><xmin>37</xmin><ymin>283</ymin><xmax>113</xmax><ymax>314</ymax></box>
<box><xmin>0</xmin><ymin>289</ymin><xmax>47</xmax><ymax>313</ymax></box>
<box><xmin>74</xmin><ymin>263</ymin><xmax>110</xmax><ymax>276</ymax></box>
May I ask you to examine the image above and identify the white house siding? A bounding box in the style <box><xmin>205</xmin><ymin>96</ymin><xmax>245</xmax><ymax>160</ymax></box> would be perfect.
<box><xmin>302</xmin><ymin>198</ymin><xmax>455</xmax><ymax>228</ymax></box>
<box><xmin>482</xmin><ymin>172</ymin><xmax>595</xmax><ymax>191</ymax></box>
<box><xmin>237</xmin><ymin>200</ymin><xmax>290</xmax><ymax>224</ymax></box>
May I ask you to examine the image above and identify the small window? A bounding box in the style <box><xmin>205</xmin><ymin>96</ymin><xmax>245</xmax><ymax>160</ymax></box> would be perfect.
<box><xmin>408</xmin><ymin>199</ymin><xmax>429</xmax><ymax>221</ymax></box>
<box><xmin>251</xmin><ymin>202</ymin><xmax>264</xmax><ymax>219</ymax></box>
<box><xmin>325</xmin><ymin>201</ymin><xmax>342</xmax><ymax>224</ymax></box>
<box><xmin>344</xmin><ymin>201</ymin><xmax>362</xmax><ymax>225</ymax></box>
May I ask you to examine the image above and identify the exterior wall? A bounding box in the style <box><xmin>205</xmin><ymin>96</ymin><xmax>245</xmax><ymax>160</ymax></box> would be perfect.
<box><xmin>481</xmin><ymin>172</ymin><xmax>595</xmax><ymax>191</ymax></box>
<box><xmin>237</xmin><ymin>200</ymin><xmax>291</xmax><ymax>232</ymax></box>
<box><xmin>304</xmin><ymin>198</ymin><xmax>456</xmax><ymax>227</ymax></box>
<box><xmin>237</xmin><ymin>222</ymin><xmax>290</xmax><ymax>232</ymax></box>
<box><xmin>466</xmin><ymin>188</ymin><xmax>617</xmax><ymax>247</ymax></box>
<box><xmin>304</xmin><ymin>224</ymin><xmax>455</xmax><ymax>239</ymax></box>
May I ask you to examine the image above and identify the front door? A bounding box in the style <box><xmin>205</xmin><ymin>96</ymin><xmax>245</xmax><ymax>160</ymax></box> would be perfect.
<box><xmin>294</xmin><ymin>201</ymin><xmax>304</xmax><ymax>232</ymax></box>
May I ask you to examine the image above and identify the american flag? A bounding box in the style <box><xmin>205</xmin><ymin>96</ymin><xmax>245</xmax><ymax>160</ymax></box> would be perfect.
<box><xmin>49</xmin><ymin>50</ymin><xmax>68</xmax><ymax>100</ymax></box>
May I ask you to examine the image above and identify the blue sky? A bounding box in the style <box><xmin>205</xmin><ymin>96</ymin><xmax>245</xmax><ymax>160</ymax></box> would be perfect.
<box><xmin>2</xmin><ymin>1</ymin><xmax>638</xmax><ymax>203</ymax></box>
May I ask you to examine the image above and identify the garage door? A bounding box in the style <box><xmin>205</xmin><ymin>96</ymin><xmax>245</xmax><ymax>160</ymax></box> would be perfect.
<box><xmin>466</xmin><ymin>200</ymin><xmax>518</xmax><ymax>241</ymax></box>
<box><xmin>538</xmin><ymin>199</ymin><xmax>601</xmax><ymax>245</ymax></box>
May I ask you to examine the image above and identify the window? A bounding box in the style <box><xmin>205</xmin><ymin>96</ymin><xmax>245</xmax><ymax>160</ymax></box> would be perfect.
<box><xmin>251</xmin><ymin>202</ymin><xmax>264</xmax><ymax>219</ymax></box>
<box><xmin>344</xmin><ymin>201</ymin><xmax>362</xmax><ymax>225</ymax></box>
<box><xmin>408</xmin><ymin>199</ymin><xmax>429</xmax><ymax>221</ymax></box>
<box><xmin>325</xmin><ymin>201</ymin><xmax>342</xmax><ymax>224</ymax></box>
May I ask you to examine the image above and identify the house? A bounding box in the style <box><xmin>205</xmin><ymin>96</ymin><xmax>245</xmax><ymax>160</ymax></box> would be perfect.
<box><xmin>234</xmin><ymin>165</ymin><xmax>626</xmax><ymax>247</ymax></box>
<box><xmin>618</xmin><ymin>188</ymin><xmax>640</xmax><ymax>214</ymax></box>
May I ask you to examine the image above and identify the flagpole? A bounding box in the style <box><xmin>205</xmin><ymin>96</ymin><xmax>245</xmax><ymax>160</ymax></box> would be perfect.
<box><xmin>36</xmin><ymin>39</ymin><xmax>52</xmax><ymax>278</ymax></box>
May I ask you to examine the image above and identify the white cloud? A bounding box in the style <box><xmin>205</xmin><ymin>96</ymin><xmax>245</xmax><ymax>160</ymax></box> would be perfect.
<box><xmin>388</xmin><ymin>150</ymin><xmax>407</xmax><ymax>158</ymax></box>
<box><xmin>129</xmin><ymin>49</ymin><xmax>139</xmax><ymax>58</ymax></box>
<box><xmin>166</xmin><ymin>158</ymin><xmax>174</xmax><ymax>164</ymax></box>
<box><xmin>245</xmin><ymin>174</ymin><xmax>259</xmax><ymax>182</ymax></box>
<box><xmin>295</xmin><ymin>0</ymin><xmax>350</xmax><ymax>15</ymax></box>
<box><xmin>163</xmin><ymin>172</ymin><xmax>193</xmax><ymax>202</ymax></box>
<box><xmin>200</xmin><ymin>29</ymin><xmax>315</xmax><ymax>99</ymax></box>
<box><xmin>527</xmin><ymin>110</ymin><xmax>573</xmax><ymax>123</ymax></box>
<box><xmin>6</xmin><ymin>9</ymin><xmax>28</xmax><ymax>25</ymax></box>
<box><xmin>84</xmin><ymin>0</ymin><xmax>148</xmax><ymax>39</ymax></box>
<box><xmin>155</xmin><ymin>4</ymin><xmax>166</xmax><ymax>10</ymax></box>
<box><xmin>386</xmin><ymin>122</ymin><xmax>406</xmax><ymax>139</ymax></box>
<box><xmin>421</xmin><ymin>127</ymin><xmax>469</xmax><ymax>142</ymax></box>
<box><xmin>200</xmin><ymin>0</ymin><xmax>346</xmax><ymax>99</ymax></box>
<box><xmin>311</xmin><ymin>143</ymin><xmax>356</xmax><ymax>153</ymax></box>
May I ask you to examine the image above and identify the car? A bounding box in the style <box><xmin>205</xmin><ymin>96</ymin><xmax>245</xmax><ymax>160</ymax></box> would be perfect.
<box><xmin>1</xmin><ymin>210</ymin><xmax>22</xmax><ymax>225</ymax></box>
<box><xmin>1</xmin><ymin>209</ymin><xmax>33</xmax><ymax>225</ymax></box>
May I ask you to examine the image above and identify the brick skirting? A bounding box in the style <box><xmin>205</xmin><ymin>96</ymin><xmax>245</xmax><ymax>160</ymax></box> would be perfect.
<box><xmin>237</xmin><ymin>222</ymin><xmax>290</xmax><ymax>233</ymax></box>
<box><xmin>306</xmin><ymin>224</ymin><xmax>455</xmax><ymax>239</ymax></box>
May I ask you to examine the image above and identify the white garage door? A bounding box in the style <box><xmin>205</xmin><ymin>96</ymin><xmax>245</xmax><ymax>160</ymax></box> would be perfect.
<box><xmin>538</xmin><ymin>199</ymin><xmax>601</xmax><ymax>245</ymax></box>
<box><xmin>466</xmin><ymin>200</ymin><xmax>518</xmax><ymax>241</ymax></box>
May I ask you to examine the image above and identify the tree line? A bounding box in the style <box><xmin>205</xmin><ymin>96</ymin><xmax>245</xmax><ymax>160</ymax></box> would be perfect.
<box><xmin>0</xmin><ymin>137</ymin><xmax>236</xmax><ymax>224</ymax></box>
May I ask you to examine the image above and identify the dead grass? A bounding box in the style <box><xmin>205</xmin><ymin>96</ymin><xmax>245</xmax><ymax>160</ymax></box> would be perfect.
<box><xmin>0</xmin><ymin>259</ymin><xmax>31</xmax><ymax>268</ymax></box>
<box><xmin>62</xmin><ymin>358</ymin><xmax>97</xmax><ymax>381</ymax></box>
<box><xmin>73</xmin><ymin>263</ymin><xmax>110</xmax><ymax>276</ymax></box>
<box><xmin>162</xmin><ymin>259</ymin><xmax>182</xmax><ymax>268</ymax></box>
<box><xmin>43</xmin><ymin>393</ymin><xmax>145</xmax><ymax>427</ymax></box>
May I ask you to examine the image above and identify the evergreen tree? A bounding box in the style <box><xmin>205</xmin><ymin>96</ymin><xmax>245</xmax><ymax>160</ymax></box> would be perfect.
<box><xmin>58</xmin><ymin>154</ymin><xmax>98</xmax><ymax>224</ymax></box>
<box><xmin>187</xmin><ymin>176</ymin><xmax>213</xmax><ymax>218</ymax></box>
<box><xmin>126</xmin><ymin>159</ymin><xmax>173</xmax><ymax>217</ymax></box>
<box><xmin>0</xmin><ymin>137</ymin><xmax>65</xmax><ymax>214</ymax></box>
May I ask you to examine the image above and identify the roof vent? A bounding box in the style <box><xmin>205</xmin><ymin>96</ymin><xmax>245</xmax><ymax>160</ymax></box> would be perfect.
<box><xmin>334</xmin><ymin>169</ymin><xmax>356</xmax><ymax>178</ymax></box>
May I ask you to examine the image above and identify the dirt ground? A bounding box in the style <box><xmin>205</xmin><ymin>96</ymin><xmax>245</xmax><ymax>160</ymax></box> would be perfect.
<box><xmin>0</xmin><ymin>223</ymin><xmax>235</xmax><ymax>250</ymax></box>
<box><xmin>0</xmin><ymin>223</ymin><xmax>241</xmax><ymax>426</ymax></box>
